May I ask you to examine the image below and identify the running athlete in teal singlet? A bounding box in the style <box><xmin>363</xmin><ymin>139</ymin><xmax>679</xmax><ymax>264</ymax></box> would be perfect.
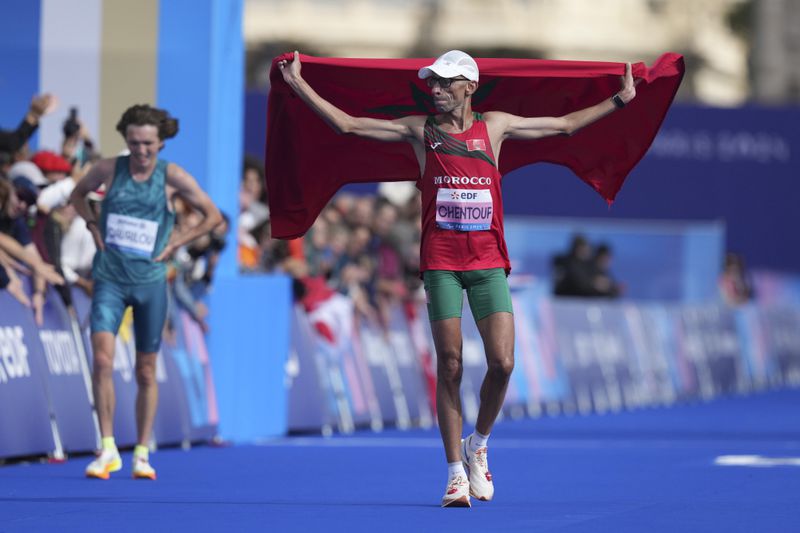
<box><xmin>278</xmin><ymin>50</ymin><xmax>637</xmax><ymax>507</ymax></box>
<box><xmin>70</xmin><ymin>105</ymin><xmax>222</xmax><ymax>481</ymax></box>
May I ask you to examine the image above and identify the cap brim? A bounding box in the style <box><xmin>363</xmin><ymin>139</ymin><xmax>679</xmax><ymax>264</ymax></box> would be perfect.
<box><xmin>418</xmin><ymin>64</ymin><xmax>462</xmax><ymax>80</ymax></box>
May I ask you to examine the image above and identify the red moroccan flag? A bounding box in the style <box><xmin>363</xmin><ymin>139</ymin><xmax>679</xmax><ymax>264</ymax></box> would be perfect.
<box><xmin>266</xmin><ymin>52</ymin><xmax>684</xmax><ymax>239</ymax></box>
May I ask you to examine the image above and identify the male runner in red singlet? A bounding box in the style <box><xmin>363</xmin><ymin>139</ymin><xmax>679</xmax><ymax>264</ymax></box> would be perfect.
<box><xmin>278</xmin><ymin>50</ymin><xmax>636</xmax><ymax>507</ymax></box>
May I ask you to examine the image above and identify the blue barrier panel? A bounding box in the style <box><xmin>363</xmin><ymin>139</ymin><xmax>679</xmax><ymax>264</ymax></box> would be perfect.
<box><xmin>678</xmin><ymin>305</ymin><xmax>746</xmax><ymax>396</ymax></box>
<box><xmin>622</xmin><ymin>305</ymin><xmax>679</xmax><ymax>406</ymax></box>
<box><xmin>386</xmin><ymin>305</ymin><xmax>433</xmax><ymax>426</ymax></box>
<box><xmin>287</xmin><ymin>306</ymin><xmax>338</xmax><ymax>433</ymax></box>
<box><xmin>511</xmin><ymin>288</ymin><xmax>570</xmax><ymax>412</ymax></box>
<box><xmin>759</xmin><ymin>307</ymin><xmax>800</xmax><ymax>386</ymax></box>
<box><xmin>167</xmin><ymin>308</ymin><xmax>217</xmax><ymax>442</ymax></box>
<box><xmin>207</xmin><ymin>274</ymin><xmax>291</xmax><ymax>441</ymax></box>
<box><xmin>281</xmin><ymin>278</ymin><xmax>800</xmax><ymax>434</ymax></box>
<box><xmin>0</xmin><ymin>291</ymin><xmax>56</xmax><ymax>458</ymax></box>
<box><xmin>339</xmin><ymin>323</ymin><xmax>383</xmax><ymax>430</ymax></box>
<box><xmin>153</xmin><ymin>338</ymin><xmax>192</xmax><ymax>445</ymax></box>
<box><xmin>38</xmin><ymin>287</ymin><xmax>97</xmax><ymax>453</ymax></box>
<box><xmin>550</xmin><ymin>300</ymin><xmax>625</xmax><ymax>414</ymax></box>
<box><xmin>358</xmin><ymin>317</ymin><xmax>406</xmax><ymax>426</ymax></box>
<box><xmin>308</xmin><ymin>293</ymin><xmax>376</xmax><ymax>431</ymax></box>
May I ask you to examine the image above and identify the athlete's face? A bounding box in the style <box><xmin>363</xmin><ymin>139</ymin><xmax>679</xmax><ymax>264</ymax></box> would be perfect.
<box><xmin>427</xmin><ymin>76</ymin><xmax>477</xmax><ymax>112</ymax></box>
<box><xmin>125</xmin><ymin>125</ymin><xmax>162</xmax><ymax>169</ymax></box>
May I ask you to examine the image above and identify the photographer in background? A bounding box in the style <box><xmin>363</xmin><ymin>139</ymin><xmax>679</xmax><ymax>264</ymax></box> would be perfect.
<box><xmin>61</xmin><ymin>107</ymin><xmax>97</xmax><ymax>167</ymax></box>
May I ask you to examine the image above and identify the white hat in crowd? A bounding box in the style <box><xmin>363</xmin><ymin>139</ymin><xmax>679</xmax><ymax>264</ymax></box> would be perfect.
<box><xmin>418</xmin><ymin>50</ymin><xmax>479</xmax><ymax>82</ymax></box>
<box><xmin>8</xmin><ymin>161</ymin><xmax>48</xmax><ymax>187</ymax></box>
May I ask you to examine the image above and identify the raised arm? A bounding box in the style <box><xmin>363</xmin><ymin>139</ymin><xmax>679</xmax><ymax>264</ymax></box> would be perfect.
<box><xmin>487</xmin><ymin>62</ymin><xmax>636</xmax><ymax>142</ymax></box>
<box><xmin>0</xmin><ymin>93</ymin><xmax>56</xmax><ymax>154</ymax></box>
<box><xmin>278</xmin><ymin>51</ymin><xmax>421</xmax><ymax>143</ymax></box>
<box><xmin>154</xmin><ymin>163</ymin><xmax>222</xmax><ymax>262</ymax></box>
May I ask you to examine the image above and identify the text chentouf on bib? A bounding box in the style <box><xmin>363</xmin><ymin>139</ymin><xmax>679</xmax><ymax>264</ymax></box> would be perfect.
<box><xmin>435</xmin><ymin>188</ymin><xmax>493</xmax><ymax>231</ymax></box>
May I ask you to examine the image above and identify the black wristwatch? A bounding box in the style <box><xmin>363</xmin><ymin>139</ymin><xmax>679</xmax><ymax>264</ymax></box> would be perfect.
<box><xmin>612</xmin><ymin>94</ymin><xmax>626</xmax><ymax>109</ymax></box>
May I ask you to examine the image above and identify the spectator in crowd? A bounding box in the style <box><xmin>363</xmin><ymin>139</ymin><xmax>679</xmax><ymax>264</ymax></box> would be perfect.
<box><xmin>0</xmin><ymin>175</ymin><xmax>54</xmax><ymax>324</ymax></box>
<box><xmin>553</xmin><ymin>236</ymin><xmax>623</xmax><ymax>298</ymax></box>
<box><xmin>7</xmin><ymin>153</ymin><xmax>49</xmax><ymax>191</ymax></box>
<box><xmin>21</xmin><ymin>119</ymin><xmax>99</xmax><ymax>305</ymax></box>
<box><xmin>169</xmin><ymin>199</ymin><xmax>230</xmax><ymax>332</ymax></box>
<box><xmin>240</xmin><ymin>155</ymin><xmax>288</xmax><ymax>271</ymax></box>
<box><xmin>239</xmin><ymin>156</ymin><xmax>269</xmax><ymax>244</ymax></box>
<box><xmin>371</xmin><ymin>199</ymin><xmax>407</xmax><ymax>326</ymax></box>
<box><xmin>589</xmin><ymin>243</ymin><xmax>623</xmax><ymax>298</ymax></box>
<box><xmin>0</xmin><ymin>231</ymin><xmax>64</xmax><ymax>304</ymax></box>
<box><xmin>31</xmin><ymin>150</ymin><xmax>72</xmax><ymax>186</ymax></box>
<box><xmin>58</xmin><ymin>188</ymin><xmax>102</xmax><ymax>295</ymax></box>
<box><xmin>0</xmin><ymin>93</ymin><xmax>57</xmax><ymax>155</ymax></box>
<box><xmin>235</xmin><ymin>158</ymin><xmax>425</xmax><ymax>330</ymax></box>
<box><xmin>719</xmin><ymin>252</ymin><xmax>754</xmax><ymax>305</ymax></box>
<box><xmin>0</xmin><ymin>151</ymin><xmax>11</xmax><ymax>178</ymax></box>
<box><xmin>553</xmin><ymin>234</ymin><xmax>596</xmax><ymax>297</ymax></box>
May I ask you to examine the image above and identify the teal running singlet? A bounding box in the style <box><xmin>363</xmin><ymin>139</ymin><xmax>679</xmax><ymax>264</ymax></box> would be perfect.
<box><xmin>92</xmin><ymin>156</ymin><xmax>175</xmax><ymax>285</ymax></box>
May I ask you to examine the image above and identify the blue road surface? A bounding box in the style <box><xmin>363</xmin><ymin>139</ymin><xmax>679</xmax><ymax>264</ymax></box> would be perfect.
<box><xmin>2</xmin><ymin>388</ymin><xmax>800</xmax><ymax>532</ymax></box>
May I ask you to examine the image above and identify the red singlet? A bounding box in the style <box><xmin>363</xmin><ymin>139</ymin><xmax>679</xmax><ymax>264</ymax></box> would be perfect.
<box><xmin>417</xmin><ymin>113</ymin><xmax>510</xmax><ymax>274</ymax></box>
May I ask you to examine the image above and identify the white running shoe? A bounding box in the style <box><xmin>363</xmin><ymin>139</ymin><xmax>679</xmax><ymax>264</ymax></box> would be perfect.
<box><xmin>441</xmin><ymin>474</ymin><xmax>471</xmax><ymax>508</ymax></box>
<box><xmin>132</xmin><ymin>455</ymin><xmax>157</xmax><ymax>480</ymax></box>
<box><xmin>85</xmin><ymin>448</ymin><xmax>122</xmax><ymax>480</ymax></box>
<box><xmin>461</xmin><ymin>436</ymin><xmax>494</xmax><ymax>501</ymax></box>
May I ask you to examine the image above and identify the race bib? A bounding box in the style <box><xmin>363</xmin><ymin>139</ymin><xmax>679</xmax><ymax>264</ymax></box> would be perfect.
<box><xmin>435</xmin><ymin>188</ymin><xmax>493</xmax><ymax>231</ymax></box>
<box><xmin>105</xmin><ymin>213</ymin><xmax>159</xmax><ymax>257</ymax></box>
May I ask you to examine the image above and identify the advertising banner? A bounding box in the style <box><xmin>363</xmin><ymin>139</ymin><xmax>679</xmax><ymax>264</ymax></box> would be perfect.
<box><xmin>0</xmin><ymin>291</ymin><xmax>57</xmax><ymax>458</ymax></box>
<box><xmin>37</xmin><ymin>287</ymin><xmax>98</xmax><ymax>453</ymax></box>
<box><xmin>357</xmin><ymin>316</ymin><xmax>410</xmax><ymax>428</ymax></box>
<box><xmin>166</xmin><ymin>308</ymin><xmax>218</xmax><ymax>442</ymax></box>
<box><xmin>386</xmin><ymin>305</ymin><xmax>433</xmax><ymax>427</ymax></box>
<box><xmin>677</xmin><ymin>304</ymin><xmax>747</xmax><ymax>396</ymax></box>
<box><xmin>287</xmin><ymin>305</ymin><xmax>339</xmax><ymax>433</ymax></box>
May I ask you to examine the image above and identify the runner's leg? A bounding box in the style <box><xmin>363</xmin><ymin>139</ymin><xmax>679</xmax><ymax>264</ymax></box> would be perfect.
<box><xmin>431</xmin><ymin>317</ymin><xmax>465</xmax><ymax>463</ymax></box>
<box><xmin>134</xmin><ymin>351</ymin><xmax>158</xmax><ymax>446</ymax></box>
<box><xmin>91</xmin><ymin>332</ymin><xmax>117</xmax><ymax>438</ymax></box>
<box><xmin>474</xmin><ymin>311</ymin><xmax>515</xmax><ymax>435</ymax></box>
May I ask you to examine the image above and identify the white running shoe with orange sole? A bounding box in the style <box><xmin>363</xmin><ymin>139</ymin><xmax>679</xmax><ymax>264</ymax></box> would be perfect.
<box><xmin>132</xmin><ymin>455</ymin><xmax>157</xmax><ymax>480</ymax></box>
<box><xmin>85</xmin><ymin>449</ymin><xmax>122</xmax><ymax>480</ymax></box>
<box><xmin>461</xmin><ymin>436</ymin><xmax>494</xmax><ymax>501</ymax></box>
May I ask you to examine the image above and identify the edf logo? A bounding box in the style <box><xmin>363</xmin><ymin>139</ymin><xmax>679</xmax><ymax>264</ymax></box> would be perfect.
<box><xmin>450</xmin><ymin>191</ymin><xmax>478</xmax><ymax>201</ymax></box>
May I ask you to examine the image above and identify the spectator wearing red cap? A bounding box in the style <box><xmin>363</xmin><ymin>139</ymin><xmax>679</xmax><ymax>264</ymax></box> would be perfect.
<box><xmin>32</xmin><ymin>150</ymin><xmax>72</xmax><ymax>185</ymax></box>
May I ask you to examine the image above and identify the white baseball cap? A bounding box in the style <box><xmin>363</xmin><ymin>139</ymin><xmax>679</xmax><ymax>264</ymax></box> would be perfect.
<box><xmin>8</xmin><ymin>161</ymin><xmax>48</xmax><ymax>187</ymax></box>
<box><xmin>418</xmin><ymin>50</ymin><xmax>479</xmax><ymax>82</ymax></box>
